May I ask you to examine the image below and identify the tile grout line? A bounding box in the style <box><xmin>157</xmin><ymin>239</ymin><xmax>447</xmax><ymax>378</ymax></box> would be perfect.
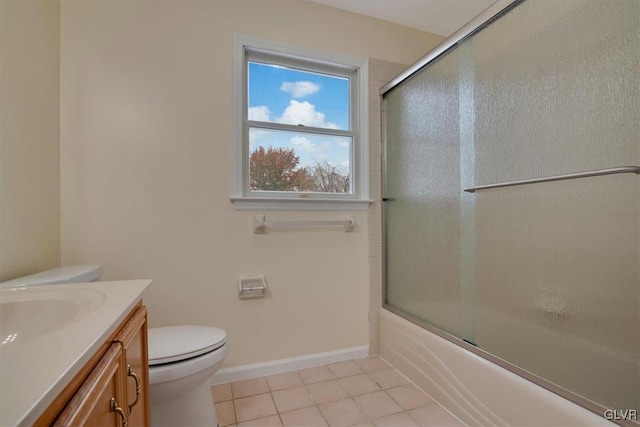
<box><xmin>303</xmin><ymin>375</ymin><xmax>355</xmax><ymax>427</ymax></box>
<box><xmin>268</xmin><ymin>391</ymin><xmax>279</xmax><ymax>423</ymax></box>
<box><xmin>232</xmin><ymin>399</ymin><xmax>237</xmax><ymax>427</ymax></box>
<box><xmin>220</xmin><ymin>358</ymin><xmax>440</xmax><ymax>427</ymax></box>
<box><xmin>376</xmin><ymin>355</ymin><xmax>441</xmax><ymax>411</ymax></box>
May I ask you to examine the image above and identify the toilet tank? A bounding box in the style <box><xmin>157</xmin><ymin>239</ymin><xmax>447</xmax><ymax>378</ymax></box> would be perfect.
<box><xmin>0</xmin><ymin>265</ymin><xmax>102</xmax><ymax>288</ymax></box>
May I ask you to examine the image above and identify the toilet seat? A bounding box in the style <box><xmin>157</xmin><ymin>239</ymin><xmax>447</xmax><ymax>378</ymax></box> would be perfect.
<box><xmin>149</xmin><ymin>325</ymin><xmax>226</xmax><ymax>366</ymax></box>
<box><xmin>148</xmin><ymin>342</ymin><xmax>227</xmax><ymax>385</ymax></box>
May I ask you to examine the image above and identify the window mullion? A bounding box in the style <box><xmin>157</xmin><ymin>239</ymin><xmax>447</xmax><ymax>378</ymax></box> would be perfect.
<box><xmin>247</xmin><ymin>50</ymin><xmax>354</xmax><ymax>79</ymax></box>
<box><xmin>247</xmin><ymin>120</ymin><xmax>354</xmax><ymax>138</ymax></box>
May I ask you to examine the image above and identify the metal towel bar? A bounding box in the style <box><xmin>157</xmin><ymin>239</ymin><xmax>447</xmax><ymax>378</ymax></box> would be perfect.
<box><xmin>463</xmin><ymin>166</ymin><xmax>640</xmax><ymax>193</ymax></box>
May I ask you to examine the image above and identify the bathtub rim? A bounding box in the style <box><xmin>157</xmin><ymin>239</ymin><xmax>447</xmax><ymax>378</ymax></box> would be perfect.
<box><xmin>381</xmin><ymin>303</ymin><xmax>637</xmax><ymax>427</ymax></box>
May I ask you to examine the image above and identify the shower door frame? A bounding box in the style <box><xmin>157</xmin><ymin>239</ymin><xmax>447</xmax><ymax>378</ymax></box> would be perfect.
<box><xmin>379</xmin><ymin>0</ymin><xmax>636</xmax><ymax>425</ymax></box>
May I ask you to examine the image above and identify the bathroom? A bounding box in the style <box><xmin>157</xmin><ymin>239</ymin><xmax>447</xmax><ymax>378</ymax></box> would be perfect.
<box><xmin>1</xmin><ymin>0</ymin><xmax>638</xmax><ymax>426</ymax></box>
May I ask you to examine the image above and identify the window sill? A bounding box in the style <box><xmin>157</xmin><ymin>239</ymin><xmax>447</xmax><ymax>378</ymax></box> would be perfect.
<box><xmin>230</xmin><ymin>197</ymin><xmax>373</xmax><ymax>211</ymax></box>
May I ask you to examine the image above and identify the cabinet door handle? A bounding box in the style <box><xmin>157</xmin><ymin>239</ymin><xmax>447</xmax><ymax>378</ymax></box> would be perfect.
<box><xmin>126</xmin><ymin>365</ymin><xmax>141</xmax><ymax>412</ymax></box>
<box><xmin>110</xmin><ymin>398</ymin><xmax>128</xmax><ymax>427</ymax></box>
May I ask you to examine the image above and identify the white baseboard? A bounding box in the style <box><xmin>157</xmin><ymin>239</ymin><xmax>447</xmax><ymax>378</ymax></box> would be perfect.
<box><xmin>210</xmin><ymin>345</ymin><xmax>370</xmax><ymax>385</ymax></box>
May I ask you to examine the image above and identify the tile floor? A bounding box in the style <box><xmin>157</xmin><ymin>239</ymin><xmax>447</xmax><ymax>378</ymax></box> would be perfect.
<box><xmin>210</xmin><ymin>356</ymin><xmax>465</xmax><ymax>427</ymax></box>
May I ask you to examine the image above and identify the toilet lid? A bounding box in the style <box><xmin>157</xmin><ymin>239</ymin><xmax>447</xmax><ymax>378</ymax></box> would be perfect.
<box><xmin>148</xmin><ymin>325</ymin><xmax>226</xmax><ymax>365</ymax></box>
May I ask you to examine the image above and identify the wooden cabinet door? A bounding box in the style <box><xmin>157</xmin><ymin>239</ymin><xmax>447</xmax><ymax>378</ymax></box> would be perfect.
<box><xmin>114</xmin><ymin>306</ymin><xmax>150</xmax><ymax>427</ymax></box>
<box><xmin>54</xmin><ymin>343</ymin><xmax>127</xmax><ymax>427</ymax></box>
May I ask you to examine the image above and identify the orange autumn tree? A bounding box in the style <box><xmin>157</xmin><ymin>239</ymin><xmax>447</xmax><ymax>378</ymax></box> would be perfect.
<box><xmin>249</xmin><ymin>147</ymin><xmax>314</xmax><ymax>191</ymax></box>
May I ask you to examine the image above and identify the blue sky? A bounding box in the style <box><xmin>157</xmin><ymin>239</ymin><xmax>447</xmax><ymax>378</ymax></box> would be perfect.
<box><xmin>248</xmin><ymin>61</ymin><xmax>351</xmax><ymax>173</ymax></box>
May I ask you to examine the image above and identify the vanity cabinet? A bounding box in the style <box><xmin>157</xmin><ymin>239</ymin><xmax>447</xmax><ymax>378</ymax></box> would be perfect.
<box><xmin>114</xmin><ymin>305</ymin><xmax>150</xmax><ymax>427</ymax></box>
<box><xmin>37</xmin><ymin>304</ymin><xmax>150</xmax><ymax>427</ymax></box>
<box><xmin>53</xmin><ymin>344</ymin><xmax>126</xmax><ymax>426</ymax></box>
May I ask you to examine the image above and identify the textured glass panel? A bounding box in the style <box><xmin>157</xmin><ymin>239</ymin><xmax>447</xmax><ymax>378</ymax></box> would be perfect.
<box><xmin>384</xmin><ymin>0</ymin><xmax>639</xmax><ymax>414</ymax></box>
<box><xmin>471</xmin><ymin>0</ymin><xmax>639</xmax><ymax>411</ymax></box>
<box><xmin>384</xmin><ymin>48</ymin><xmax>462</xmax><ymax>337</ymax></box>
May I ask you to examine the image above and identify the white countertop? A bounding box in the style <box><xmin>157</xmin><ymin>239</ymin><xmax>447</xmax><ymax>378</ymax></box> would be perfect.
<box><xmin>0</xmin><ymin>280</ymin><xmax>151</xmax><ymax>426</ymax></box>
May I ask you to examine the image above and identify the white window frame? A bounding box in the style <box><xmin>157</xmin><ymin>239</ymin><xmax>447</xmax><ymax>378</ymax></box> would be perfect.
<box><xmin>230</xmin><ymin>35</ymin><xmax>370</xmax><ymax>211</ymax></box>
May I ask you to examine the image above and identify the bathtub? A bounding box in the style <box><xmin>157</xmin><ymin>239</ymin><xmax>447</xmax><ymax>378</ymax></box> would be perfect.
<box><xmin>378</xmin><ymin>308</ymin><xmax>616</xmax><ymax>427</ymax></box>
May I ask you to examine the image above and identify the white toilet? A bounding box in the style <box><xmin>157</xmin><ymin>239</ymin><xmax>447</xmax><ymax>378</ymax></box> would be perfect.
<box><xmin>0</xmin><ymin>265</ymin><xmax>228</xmax><ymax>427</ymax></box>
<box><xmin>148</xmin><ymin>326</ymin><xmax>227</xmax><ymax>426</ymax></box>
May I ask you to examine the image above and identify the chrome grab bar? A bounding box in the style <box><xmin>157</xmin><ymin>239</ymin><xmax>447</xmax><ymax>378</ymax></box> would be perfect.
<box><xmin>463</xmin><ymin>166</ymin><xmax>640</xmax><ymax>193</ymax></box>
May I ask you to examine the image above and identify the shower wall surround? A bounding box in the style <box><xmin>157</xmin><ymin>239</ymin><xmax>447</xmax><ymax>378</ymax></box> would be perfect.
<box><xmin>367</xmin><ymin>58</ymin><xmax>410</xmax><ymax>355</ymax></box>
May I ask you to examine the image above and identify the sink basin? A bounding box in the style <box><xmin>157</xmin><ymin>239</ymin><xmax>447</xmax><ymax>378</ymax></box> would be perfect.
<box><xmin>0</xmin><ymin>279</ymin><xmax>150</xmax><ymax>427</ymax></box>
<box><xmin>0</xmin><ymin>286</ymin><xmax>106</xmax><ymax>347</ymax></box>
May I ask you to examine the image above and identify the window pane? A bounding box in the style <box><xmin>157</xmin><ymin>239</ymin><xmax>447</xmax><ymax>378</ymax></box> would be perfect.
<box><xmin>248</xmin><ymin>61</ymin><xmax>350</xmax><ymax>130</ymax></box>
<box><xmin>249</xmin><ymin>128</ymin><xmax>351</xmax><ymax>193</ymax></box>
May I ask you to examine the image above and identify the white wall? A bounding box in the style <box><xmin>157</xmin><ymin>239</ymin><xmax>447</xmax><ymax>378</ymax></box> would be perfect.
<box><xmin>60</xmin><ymin>0</ymin><xmax>443</xmax><ymax>368</ymax></box>
<box><xmin>0</xmin><ymin>0</ymin><xmax>61</xmax><ymax>282</ymax></box>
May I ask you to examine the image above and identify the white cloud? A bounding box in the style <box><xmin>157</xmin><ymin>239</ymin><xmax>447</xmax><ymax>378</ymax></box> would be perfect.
<box><xmin>280</xmin><ymin>81</ymin><xmax>320</xmax><ymax>98</ymax></box>
<box><xmin>277</xmin><ymin>100</ymin><xmax>339</xmax><ymax>129</ymax></box>
<box><xmin>290</xmin><ymin>135</ymin><xmax>319</xmax><ymax>153</ymax></box>
<box><xmin>248</xmin><ymin>106</ymin><xmax>271</xmax><ymax>122</ymax></box>
<box><xmin>249</xmin><ymin>128</ymin><xmax>268</xmax><ymax>145</ymax></box>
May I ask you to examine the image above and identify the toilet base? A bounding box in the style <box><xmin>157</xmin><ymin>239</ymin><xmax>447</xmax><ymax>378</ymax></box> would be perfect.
<box><xmin>150</xmin><ymin>381</ymin><xmax>217</xmax><ymax>426</ymax></box>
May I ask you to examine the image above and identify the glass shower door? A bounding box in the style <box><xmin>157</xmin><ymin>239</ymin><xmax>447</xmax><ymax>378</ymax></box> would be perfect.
<box><xmin>384</xmin><ymin>45</ymin><xmax>468</xmax><ymax>341</ymax></box>
<box><xmin>383</xmin><ymin>0</ymin><xmax>639</xmax><ymax>416</ymax></box>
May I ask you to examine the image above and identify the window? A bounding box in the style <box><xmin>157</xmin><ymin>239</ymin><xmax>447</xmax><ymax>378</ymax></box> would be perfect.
<box><xmin>232</xmin><ymin>36</ymin><xmax>370</xmax><ymax>210</ymax></box>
